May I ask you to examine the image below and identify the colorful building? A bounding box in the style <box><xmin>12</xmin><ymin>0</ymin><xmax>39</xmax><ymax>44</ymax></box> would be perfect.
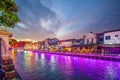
<box><xmin>44</xmin><ymin>38</ymin><xmax>59</xmax><ymax>52</ymax></box>
<box><xmin>72</xmin><ymin>39</ymin><xmax>84</xmax><ymax>53</ymax></box>
<box><xmin>82</xmin><ymin>32</ymin><xmax>98</xmax><ymax>54</ymax></box>
<box><xmin>25</xmin><ymin>41</ymin><xmax>40</xmax><ymax>50</ymax></box>
<box><xmin>23</xmin><ymin>29</ymin><xmax>120</xmax><ymax>55</ymax></box>
<box><xmin>58</xmin><ymin>39</ymin><xmax>75</xmax><ymax>52</ymax></box>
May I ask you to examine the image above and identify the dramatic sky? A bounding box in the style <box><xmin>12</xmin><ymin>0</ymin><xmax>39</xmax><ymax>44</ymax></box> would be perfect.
<box><xmin>9</xmin><ymin>0</ymin><xmax>120</xmax><ymax>41</ymax></box>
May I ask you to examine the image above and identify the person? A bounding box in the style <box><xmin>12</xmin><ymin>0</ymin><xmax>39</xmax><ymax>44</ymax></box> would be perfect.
<box><xmin>0</xmin><ymin>64</ymin><xmax>5</xmax><ymax>80</ymax></box>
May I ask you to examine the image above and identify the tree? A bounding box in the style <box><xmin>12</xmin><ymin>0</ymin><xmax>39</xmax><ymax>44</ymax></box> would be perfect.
<box><xmin>9</xmin><ymin>38</ymin><xmax>17</xmax><ymax>48</ymax></box>
<box><xmin>0</xmin><ymin>0</ymin><xmax>19</xmax><ymax>28</ymax></box>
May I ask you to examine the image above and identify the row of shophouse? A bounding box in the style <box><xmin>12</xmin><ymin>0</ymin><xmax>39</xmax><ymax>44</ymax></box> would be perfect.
<box><xmin>25</xmin><ymin>29</ymin><xmax>120</xmax><ymax>54</ymax></box>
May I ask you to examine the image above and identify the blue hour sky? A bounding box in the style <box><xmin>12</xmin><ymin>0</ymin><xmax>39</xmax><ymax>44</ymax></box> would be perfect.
<box><xmin>9</xmin><ymin>0</ymin><xmax>120</xmax><ymax>41</ymax></box>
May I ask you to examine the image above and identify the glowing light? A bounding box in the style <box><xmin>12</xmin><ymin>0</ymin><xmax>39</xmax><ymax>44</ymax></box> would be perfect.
<box><xmin>17</xmin><ymin>38</ymin><xmax>37</xmax><ymax>42</ymax></box>
<box><xmin>50</xmin><ymin>55</ymin><xmax>55</xmax><ymax>63</ymax></box>
<box><xmin>41</xmin><ymin>53</ymin><xmax>45</xmax><ymax>60</ymax></box>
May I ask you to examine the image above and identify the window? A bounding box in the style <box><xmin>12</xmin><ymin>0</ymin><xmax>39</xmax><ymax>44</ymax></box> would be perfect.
<box><xmin>87</xmin><ymin>39</ymin><xmax>89</xmax><ymax>44</ymax></box>
<box><xmin>92</xmin><ymin>38</ymin><xmax>94</xmax><ymax>43</ymax></box>
<box><xmin>99</xmin><ymin>38</ymin><xmax>103</xmax><ymax>41</ymax></box>
<box><xmin>115</xmin><ymin>35</ymin><xmax>118</xmax><ymax>37</ymax></box>
<box><xmin>105</xmin><ymin>36</ymin><xmax>110</xmax><ymax>40</ymax></box>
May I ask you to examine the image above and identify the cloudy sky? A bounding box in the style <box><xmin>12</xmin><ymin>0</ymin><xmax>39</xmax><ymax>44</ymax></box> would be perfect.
<box><xmin>9</xmin><ymin>0</ymin><xmax>120</xmax><ymax>41</ymax></box>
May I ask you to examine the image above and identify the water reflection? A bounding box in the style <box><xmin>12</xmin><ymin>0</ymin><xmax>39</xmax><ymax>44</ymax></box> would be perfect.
<box><xmin>23</xmin><ymin>51</ymin><xmax>35</xmax><ymax>71</ymax></box>
<box><xmin>10</xmin><ymin>50</ymin><xmax>120</xmax><ymax>80</ymax></box>
<box><xmin>105</xmin><ymin>63</ymin><xmax>118</xmax><ymax>80</ymax></box>
<box><xmin>50</xmin><ymin>55</ymin><xmax>55</xmax><ymax>73</ymax></box>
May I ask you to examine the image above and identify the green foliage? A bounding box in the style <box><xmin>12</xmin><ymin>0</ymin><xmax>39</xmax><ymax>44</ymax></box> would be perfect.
<box><xmin>0</xmin><ymin>0</ymin><xmax>19</xmax><ymax>28</ymax></box>
<box><xmin>9</xmin><ymin>38</ymin><xmax>17</xmax><ymax>47</ymax></box>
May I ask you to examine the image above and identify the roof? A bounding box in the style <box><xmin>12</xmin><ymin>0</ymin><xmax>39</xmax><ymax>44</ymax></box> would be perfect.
<box><xmin>96</xmin><ymin>33</ymin><xmax>103</xmax><ymax>36</ymax></box>
<box><xmin>75</xmin><ymin>39</ymin><xmax>84</xmax><ymax>42</ymax></box>
<box><xmin>0</xmin><ymin>28</ymin><xmax>12</xmax><ymax>37</ymax></box>
<box><xmin>104</xmin><ymin>29</ymin><xmax>120</xmax><ymax>33</ymax></box>
<box><xmin>59</xmin><ymin>39</ymin><xmax>76</xmax><ymax>42</ymax></box>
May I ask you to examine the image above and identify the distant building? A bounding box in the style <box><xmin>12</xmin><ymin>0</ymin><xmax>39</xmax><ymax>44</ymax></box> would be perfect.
<box><xmin>72</xmin><ymin>39</ymin><xmax>84</xmax><ymax>53</ymax></box>
<box><xmin>25</xmin><ymin>29</ymin><xmax>120</xmax><ymax>54</ymax></box>
<box><xmin>48</xmin><ymin>38</ymin><xmax>59</xmax><ymax>52</ymax></box>
<box><xmin>58</xmin><ymin>39</ymin><xmax>75</xmax><ymax>47</ymax></box>
<box><xmin>84</xmin><ymin>32</ymin><xmax>97</xmax><ymax>44</ymax></box>
<box><xmin>104</xmin><ymin>29</ymin><xmax>120</xmax><ymax>44</ymax></box>
<box><xmin>44</xmin><ymin>38</ymin><xmax>59</xmax><ymax>52</ymax></box>
<box><xmin>39</xmin><ymin>41</ymin><xmax>45</xmax><ymax>51</ymax></box>
<box><xmin>96</xmin><ymin>33</ymin><xmax>104</xmax><ymax>44</ymax></box>
<box><xmin>58</xmin><ymin>39</ymin><xmax>75</xmax><ymax>52</ymax></box>
<box><xmin>103</xmin><ymin>29</ymin><xmax>120</xmax><ymax>54</ymax></box>
<box><xmin>48</xmin><ymin>38</ymin><xmax>59</xmax><ymax>46</ymax></box>
<box><xmin>25</xmin><ymin>41</ymin><xmax>40</xmax><ymax>50</ymax></box>
<box><xmin>74</xmin><ymin>39</ymin><xmax>84</xmax><ymax>45</ymax></box>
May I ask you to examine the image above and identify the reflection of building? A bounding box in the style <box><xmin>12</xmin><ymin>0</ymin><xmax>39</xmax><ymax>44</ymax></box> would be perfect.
<box><xmin>58</xmin><ymin>39</ymin><xmax>75</xmax><ymax>52</ymax></box>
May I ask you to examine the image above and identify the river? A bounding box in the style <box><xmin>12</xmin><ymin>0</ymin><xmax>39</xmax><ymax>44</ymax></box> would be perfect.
<box><xmin>10</xmin><ymin>50</ymin><xmax>120</xmax><ymax>80</ymax></box>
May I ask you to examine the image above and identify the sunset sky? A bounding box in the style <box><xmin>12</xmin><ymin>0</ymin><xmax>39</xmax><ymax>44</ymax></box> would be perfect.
<box><xmin>9</xmin><ymin>0</ymin><xmax>120</xmax><ymax>41</ymax></box>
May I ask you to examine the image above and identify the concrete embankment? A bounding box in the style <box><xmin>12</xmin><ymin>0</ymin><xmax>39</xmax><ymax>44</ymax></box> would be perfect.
<box><xmin>26</xmin><ymin>50</ymin><xmax>120</xmax><ymax>62</ymax></box>
<box><xmin>47</xmin><ymin>52</ymin><xmax>120</xmax><ymax>62</ymax></box>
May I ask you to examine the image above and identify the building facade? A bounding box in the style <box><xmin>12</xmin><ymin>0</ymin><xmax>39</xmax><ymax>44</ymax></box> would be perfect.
<box><xmin>103</xmin><ymin>29</ymin><xmax>120</xmax><ymax>54</ymax></box>
<box><xmin>72</xmin><ymin>39</ymin><xmax>84</xmax><ymax>53</ymax></box>
<box><xmin>58</xmin><ymin>39</ymin><xmax>75</xmax><ymax>52</ymax></box>
<box><xmin>0</xmin><ymin>28</ymin><xmax>12</xmax><ymax>57</ymax></box>
<box><xmin>44</xmin><ymin>38</ymin><xmax>59</xmax><ymax>52</ymax></box>
<box><xmin>84</xmin><ymin>32</ymin><xmax>97</xmax><ymax>44</ymax></box>
<box><xmin>104</xmin><ymin>29</ymin><xmax>120</xmax><ymax>44</ymax></box>
<box><xmin>23</xmin><ymin>29</ymin><xmax>120</xmax><ymax>55</ymax></box>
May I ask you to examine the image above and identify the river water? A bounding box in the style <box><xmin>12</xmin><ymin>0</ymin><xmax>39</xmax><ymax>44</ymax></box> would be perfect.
<box><xmin>10</xmin><ymin>50</ymin><xmax>120</xmax><ymax>80</ymax></box>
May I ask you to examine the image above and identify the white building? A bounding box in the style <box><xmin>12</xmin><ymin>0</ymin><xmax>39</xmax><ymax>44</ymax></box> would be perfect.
<box><xmin>84</xmin><ymin>32</ymin><xmax>97</xmax><ymax>44</ymax></box>
<box><xmin>58</xmin><ymin>39</ymin><xmax>75</xmax><ymax>47</ymax></box>
<box><xmin>0</xmin><ymin>28</ymin><xmax>12</xmax><ymax>56</ymax></box>
<box><xmin>104</xmin><ymin>29</ymin><xmax>120</xmax><ymax>44</ymax></box>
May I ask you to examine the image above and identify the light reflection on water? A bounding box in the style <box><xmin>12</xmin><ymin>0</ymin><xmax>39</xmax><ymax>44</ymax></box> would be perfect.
<box><xmin>10</xmin><ymin>51</ymin><xmax>120</xmax><ymax>80</ymax></box>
